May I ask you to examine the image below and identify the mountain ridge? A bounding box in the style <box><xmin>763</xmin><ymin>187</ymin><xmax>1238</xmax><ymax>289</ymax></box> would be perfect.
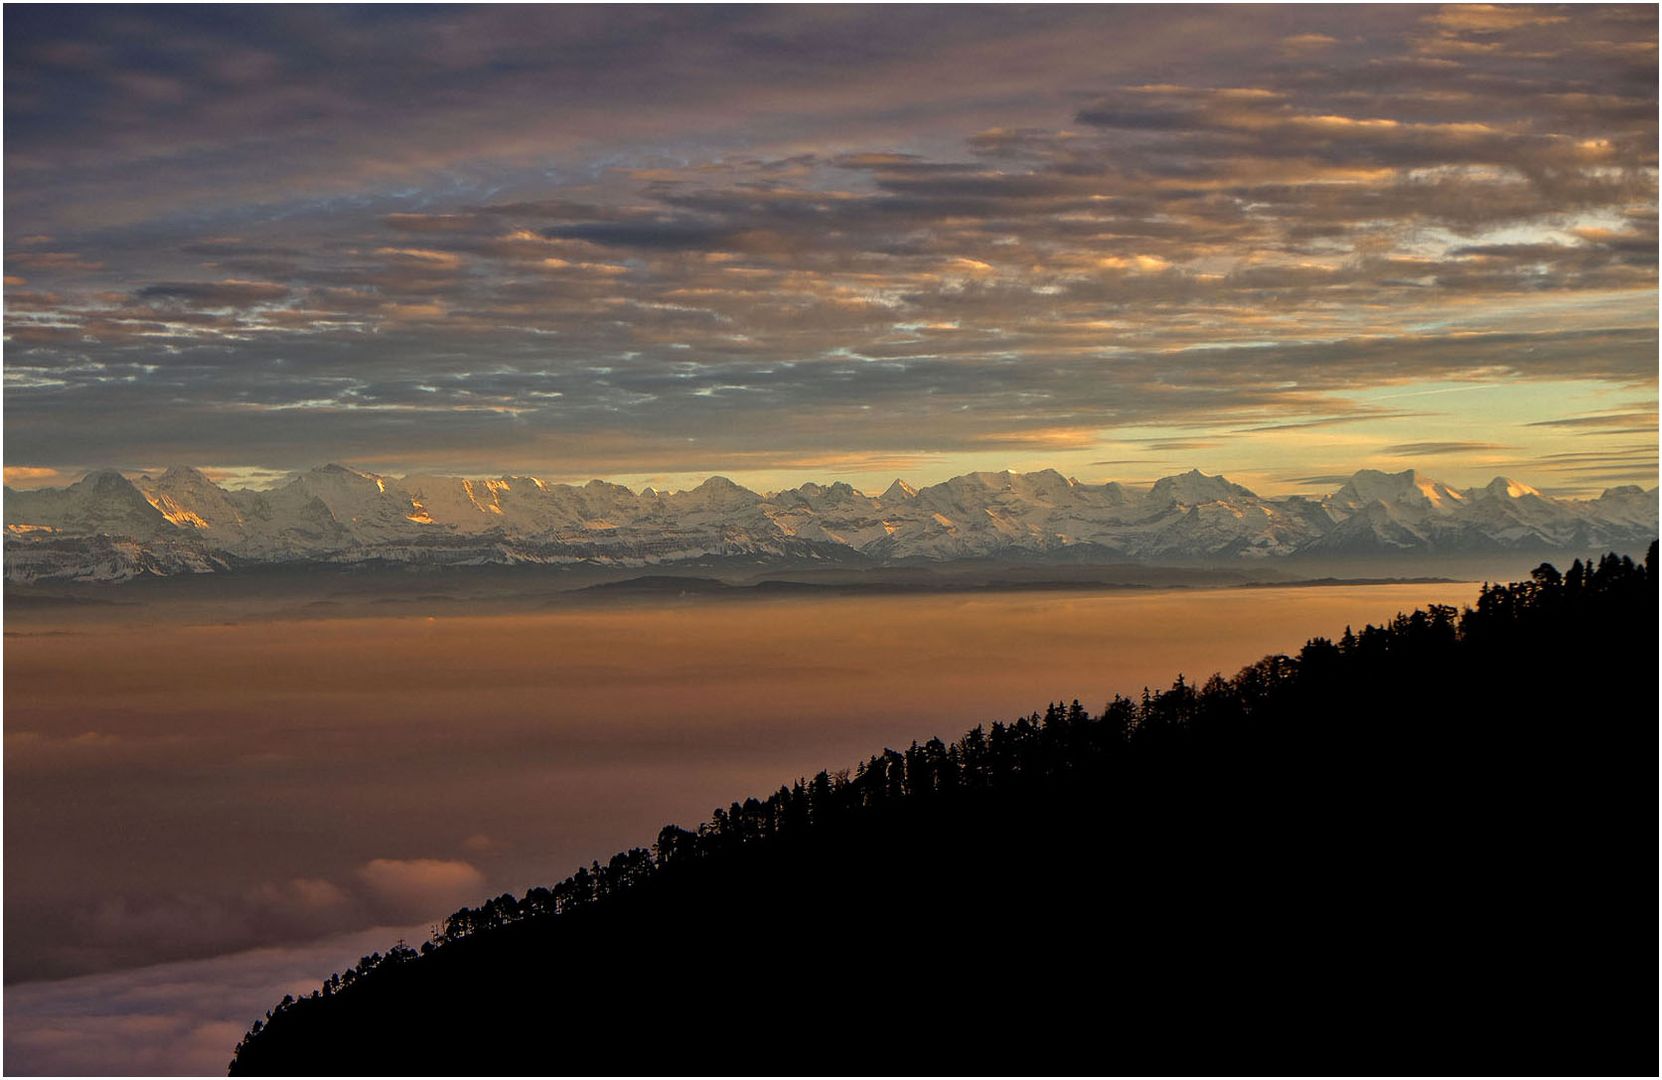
<box><xmin>5</xmin><ymin>463</ymin><xmax>1656</xmax><ymax>583</ymax></box>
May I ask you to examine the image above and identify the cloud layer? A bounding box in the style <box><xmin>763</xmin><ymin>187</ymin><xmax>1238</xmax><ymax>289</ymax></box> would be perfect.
<box><xmin>3</xmin><ymin>923</ymin><xmax>430</xmax><ymax>1076</ymax></box>
<box><xmin>4</xmin><ymin>6</ymin><xmax>1655</xmax><ymax>494</ymax></box>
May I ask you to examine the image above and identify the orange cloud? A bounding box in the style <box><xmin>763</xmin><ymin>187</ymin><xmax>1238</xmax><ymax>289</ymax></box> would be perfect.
<box><xmin>355</xmin><ymin>858</ymin><xmax>485</xmax><ymax>919</ymax></box>
<box><xmin>973</xmin><ymin>427</ymin><xmax>1103</xmax><ymax>449</ymax></box>
<box><xmin>4</xmin><ymin>465</ymin><xmax>68</xmax><ymax>488</ymax></box>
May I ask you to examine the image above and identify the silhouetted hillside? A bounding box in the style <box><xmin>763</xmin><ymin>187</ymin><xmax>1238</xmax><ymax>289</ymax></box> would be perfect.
<box><xmin>231</xmin><ymin>548</ymin><xmax>1658</xmax><ymax>1075</ymax></box>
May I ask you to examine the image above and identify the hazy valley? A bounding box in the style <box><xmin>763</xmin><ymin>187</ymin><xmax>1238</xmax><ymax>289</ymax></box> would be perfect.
<box><xmin>7</xmin><ymin>581</ymin><xmax>1478</xmax><ymax>1024</ymax></box>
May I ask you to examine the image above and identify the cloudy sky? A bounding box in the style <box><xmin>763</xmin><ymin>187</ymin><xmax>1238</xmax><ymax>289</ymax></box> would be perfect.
<box><xmin>5</xmin><ymin>5</ymin><xmax>1656</xmax><ymax>496</ymax></box>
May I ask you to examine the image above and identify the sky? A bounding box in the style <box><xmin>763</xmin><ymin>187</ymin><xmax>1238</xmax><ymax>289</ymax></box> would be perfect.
<box><xmin>4</xmin><ymin>4</ymin><xmax>1657</xmax><ymax>497</ymax></box>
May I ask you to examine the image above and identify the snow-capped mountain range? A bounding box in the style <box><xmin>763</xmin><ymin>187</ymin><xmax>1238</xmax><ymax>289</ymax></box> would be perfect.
<box><xmin>4</xmin><ymin>464</ymin><xmax>1656</xmax><ymax>583</ymax></box>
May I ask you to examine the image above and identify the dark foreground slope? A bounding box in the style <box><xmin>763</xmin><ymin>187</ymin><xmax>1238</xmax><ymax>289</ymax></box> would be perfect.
<box><xmin>231</xmin><ymin>551</ymin><xmax>1658</xmax><ymax>1076</ymax></box>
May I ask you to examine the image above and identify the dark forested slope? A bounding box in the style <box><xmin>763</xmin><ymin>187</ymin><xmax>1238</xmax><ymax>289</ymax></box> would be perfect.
<box><xmin>231</xmin><ymin>550</ymin><xmax>1658</xmax><ymax>1075</ymax></box>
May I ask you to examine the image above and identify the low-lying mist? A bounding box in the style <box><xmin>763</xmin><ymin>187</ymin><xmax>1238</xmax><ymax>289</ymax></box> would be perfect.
<box><xmin>7</xmin><ymin>582</ymin><xmax>1477</xmax><ymax>988</ymax></box>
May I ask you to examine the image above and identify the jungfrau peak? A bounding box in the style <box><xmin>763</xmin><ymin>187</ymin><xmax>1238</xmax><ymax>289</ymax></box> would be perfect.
<box><xmin>1328</xmin><ymin>469</ymin><xmax>1466</xmax><ymax>514</ymax></box>
<box><xmin>4</xmin><ymin>464</ymin><xmax>1656</xmax><ymax>583</ymax></box>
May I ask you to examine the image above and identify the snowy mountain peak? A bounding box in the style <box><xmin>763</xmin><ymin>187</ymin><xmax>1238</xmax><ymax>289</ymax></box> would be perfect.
<box><xmin>140</xmin><ymin>465</ymin><xmax>224</xmax><ymax>495</ymax></box>
<box><xmin>669</xmin><ymin>475</ymin><xmax>761</xmax><ymax>513</ymax></box>
<box><xmin>1334</xmin><ymin>469</ymin><xmax>1464</xmax><ymax>513</ymax></box>
<box><xmin>75</xmin><ymin>468</ymin><xmax>141</xmax><ymax>494</ymax></box>
<box><xmin>5</xmin><ymin>467</ymin><xmax>174</xmax><ymax>545</ymax></box>
<box><xmin>789</xmin><ymin>481</ymin><xmax>859</xmax><ymax>502</ymax></box>
<box><xmin>1094</xmin><ymin>482</ymin><xmax>1133</xmax><ymax>508</ymax></box>
<box><xmin>951</xmin><ymin>471</ymin><xmax>1016</xmax><ymax>490</ymax></box>
<box><xmin>135</xmin><ymin>466</ymin><xmax>246</xmax><ymax>531</ymax></box>
<box><xmin>1474</xmin><ymin>476</ymin><xmax>1541</xmax><ymax>500</ymax></box>
<box><xmin>292</xmin><ymin>463</ymin><xmax>389</xmax><ymax>494</ymax></box>
<box><xmin>1015</xmin><ymin>468</ymin><xmax>1077</xmax><ymax>497</ymax></box>
<box><xmin>880</xmin><ymin>479</ymin><xmax>918</xmax><ymax>504</ymax></box>
<box><xmin>1147</xmin><ymin>469</ymin><xmax>1257</xmax><ymax>505</ymax></box>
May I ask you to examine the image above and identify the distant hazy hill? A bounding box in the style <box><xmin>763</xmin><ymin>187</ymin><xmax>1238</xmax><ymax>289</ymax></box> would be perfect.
<box><xmin>229</xmin><ymin>550</ymin><xmax>1657</xmax><ymax>1075</ymax></box>
<box><xmin>5</xmin><ymin>463</ymin><xmax>1657</xmax><ymax>582</ymax></box>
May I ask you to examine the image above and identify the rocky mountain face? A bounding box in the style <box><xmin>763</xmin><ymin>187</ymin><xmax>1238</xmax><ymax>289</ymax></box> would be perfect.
<box><xmin>4</xmin><ymin>464</ymin><xmax>1656</xmax><ymax>583</ymax></box>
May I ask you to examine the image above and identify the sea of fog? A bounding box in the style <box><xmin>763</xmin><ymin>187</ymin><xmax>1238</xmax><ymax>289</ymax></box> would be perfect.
<box><xmin>5</xmin><ymin>582</ymin><xmax>1479</xmax><ymax>1073</ymax></box>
